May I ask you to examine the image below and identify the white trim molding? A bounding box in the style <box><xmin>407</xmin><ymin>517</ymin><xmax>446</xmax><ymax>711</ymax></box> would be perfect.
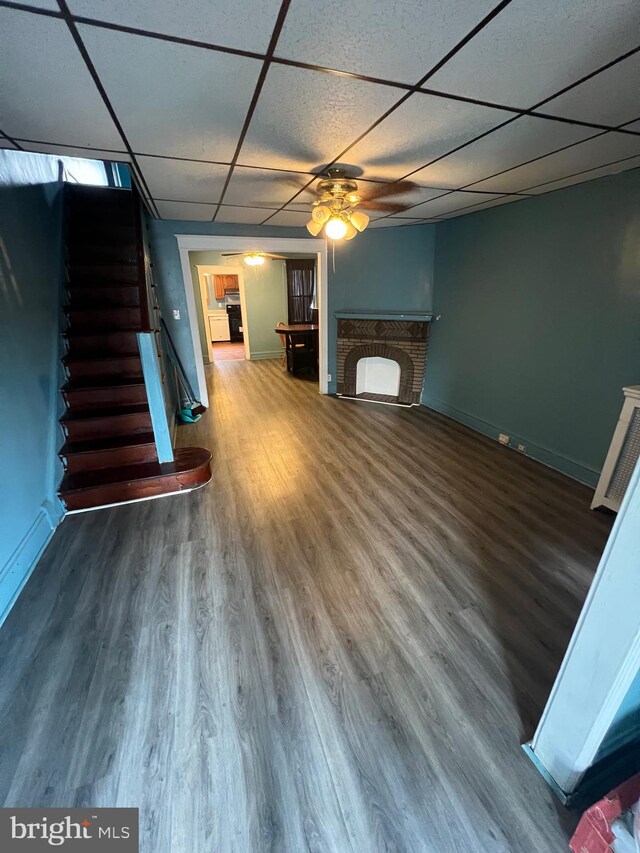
<box><xmin>175</xmin><ymin>235</ymin><xmax>329</xmax><ymax>401</ymax></box>
<box><xmin>527</xmin><ymin>458</ymin><xmax>640</xmax><ymax>794</ymax></box>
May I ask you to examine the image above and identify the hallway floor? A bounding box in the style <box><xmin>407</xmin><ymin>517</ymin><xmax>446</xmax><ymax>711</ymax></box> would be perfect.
<box><xmin>0</xmin><ymin>359</ymin><xmax>612</xmax><ymax>851</ymax></box>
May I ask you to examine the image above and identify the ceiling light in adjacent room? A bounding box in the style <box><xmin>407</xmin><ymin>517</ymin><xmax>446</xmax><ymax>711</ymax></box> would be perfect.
<box><xmin>243</xmin><ymin>253</ymin><xmax>265</xmax><ymax>266</ymax></box>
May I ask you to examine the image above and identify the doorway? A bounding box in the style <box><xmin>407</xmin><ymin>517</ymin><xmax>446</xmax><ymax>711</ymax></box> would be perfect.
<box><xmin>177</xmin><ymin>236</ymin><xmax>329</xmax><ymax>408</ymax></box>
<box><xmin>192</xmin><ymin>259</ymin><xmax>248</xmax><ymax>365</ymax></box>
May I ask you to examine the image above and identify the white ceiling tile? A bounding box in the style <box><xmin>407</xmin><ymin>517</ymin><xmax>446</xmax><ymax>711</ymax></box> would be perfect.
<box><xmin>408</xmin><ymin>116</ymin><xmax>596</xmax><ymax>189</ymax></box>
<box><xmin>541</xmin><ymin>52</ymin><xmax>640</xmax><ymax>128</ymax></box>
<box><xmin>79</xmin><ymin>25</ymin><xmax>261</xmax><ymax>160</ymax></box>
<box><xmin>17</xmin><ymin>140</ymin><xmax>130</xmax><ymax>161</ymax></box>
<box><xmin>367</xmin><ymin>218</ymin><xmax>416</xmax><ymax>228</ymax></box>
<box><xmin>14</xmin><ymin>0</ymin><xmax>60</xmax><ymax>9</ymax></box>
<box><xmin>276</xmin><ymin>0</ymin><xmax>497</xmax><ymax>84</ymax></box>
<box><xmin>223</xmin><ymin>166</ymin><xmax>313</xmax><ymax>207</ymax></box>
<box><xmin>137</xmin><ymin>156</ymin><xmax>228</xmax><ymax>203</ymax></box>
<box><xmin>215</xmin><ymin>205</ymin><xmax>278</xmax><ymax>224</ymax></box>
<box><xmin>0</xmin><ymin>9</ymin><xmax>123</xmax><ymax>149</ymax></box>
<box><xmin>0</xmin><ymin>139</ymin><xmax>18</xmax><ymax>150</ymax></box>
<box><xmin>238</xmin><ymin>65</ymin><xmax>401</xmax><ymax>172</ymax></box>
<box><xmin>263</xmin><ymin>210</ymin><xmax>310</xmax><ymax>227</ymax></box>
<box><xmin>401</xmin><ymin>191</ymin><xmax>505</xmax><ymax>217</ymax></box>
<box><xmin>155</xmin><ymin>200</ymin><xmax>216</xmax><ymax>220</ymax></box>
<box><xmin>428</xmin><ymin>0</ymin><xmax>640</xmax><ymax>107</ymax></box>
<box><xmin>433</xmin><ymin>194</ymin><xmax>527</xmax><ymax>219</ymax></box>
<box><xmin>343</xmin><ymin>92</ymin><xmax>507</xmax><ymax>181</ymax></box>
<box><xmin>524</xmin><ymin>154</ymin><xmax>640</xmax><ymax>195</ymax></box>
<box><xmin>622</xmin><ymin>121</ymin><xmax>640</xmax><ymax>132</ymax></box>
<box><xmin>471</xmin><ymin>131</ymin><xmax>640</xmax><ymax>193</ymax></box>
<box><xmin>68</xmin><ymin>0</ymin><xmax>283</xmax><ymax>53</ymax></box>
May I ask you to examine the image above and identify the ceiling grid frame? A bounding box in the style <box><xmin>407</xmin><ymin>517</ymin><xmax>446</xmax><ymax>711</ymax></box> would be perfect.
<box><xmin>0</xmin><ymin>0</ymin><xmax>638</xmax><ymax>223</ymax></box>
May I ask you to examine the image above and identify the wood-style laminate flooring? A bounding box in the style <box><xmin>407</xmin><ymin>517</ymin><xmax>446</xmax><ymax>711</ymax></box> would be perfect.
<box><xmin>0</xmin><ymin>359</ymin><xmax>613</xmax><ymax>852</ymax></box>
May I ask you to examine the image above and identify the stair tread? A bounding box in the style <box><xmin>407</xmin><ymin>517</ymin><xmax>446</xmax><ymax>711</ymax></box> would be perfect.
<box><xmin>61</xmin><ymin>432</ymin><xmax>156</xmax><ymax>455</ymax></box>
<box><xmin>67</xmin><ymin>282</ymin><xmax>140</xmax><ymax>289</ymax></box>
<box><xmin>64</xmin><ymin>327</ymin><xmax>141</xmax><ymax>336</ymax></box>
<box><xmin>63</xmin><ymin>376</ymin><xmax>145</xmax><ymax>390</ymax></box>
<box><xmin>61</xmin><ymin>403</ymin><xmax>149</xmax><ymax>422</ymax></box>
<box><xmin>63</xmin><ymin>352</ymin><xmax>140</xmax><ymax>362</ymax></box>
<box><xmin>60</xmin><ymin>448</ymin><xmax>212</xmax><ymax>493</ymax></box>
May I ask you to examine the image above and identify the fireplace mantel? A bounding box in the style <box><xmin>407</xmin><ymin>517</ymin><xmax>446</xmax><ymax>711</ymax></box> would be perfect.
<box><xmin>335</xmin><ymin>311</ymin><xmax>433</xmax><ymax>321</ymax></box>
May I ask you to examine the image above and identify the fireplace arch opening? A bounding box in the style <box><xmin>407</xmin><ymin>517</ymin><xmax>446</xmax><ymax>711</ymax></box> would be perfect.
<box><xmin>342</xmin><ymin>343</ymin><xmax>415</xmax><ymax>405</ymax></box>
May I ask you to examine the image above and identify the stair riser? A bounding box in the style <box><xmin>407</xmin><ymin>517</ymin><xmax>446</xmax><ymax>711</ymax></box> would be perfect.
<box><xmin>68</xmin><ymin>245</ymin><xmax>137</xmax><ymax>265</ymax></box>
<box><xmin>63</xmin><ymin>443</ymin><xmax>158</xmax><ymax>474</ymax></box>
<box><xmin>68</xmin><ymin>264</ymin><xmax>138</xmax><ymax>283</ymax></box>
<box><xmin>66</xmin><ymin>307</ymin><xmax>142</xmax><ymax>328</ymax></box>
<box><xmin>64</xmin><ymin>356</ymin><xmax>142</xmax><ymax>381</ymax></box>
<box><xmin>67</xmin><ymin>286</ymin><xmax>141</xmax><ymax>308</ymax></box>
<box><xmin>62</xmin><ymin>467</ymin><xmax>211</xmax><ymax>511</ymax></box>
<box><xmin>67</xmin><ymin>224</ymin><xmax>136</xmax><ymax>245</ymax></box>
<box><xmin>63</xmin><ymin>385</ymin><xmax>148</xmax><ymax>411</ymax></box>
<box><xmin>66</xmin><ymin>332</ymin><xmax>140</xmax><ymax>355</ymax></box>
<box><xmin>63</xmin><ymin>412</ymin><xmax>152</xmax><ymax>442</ymax></box>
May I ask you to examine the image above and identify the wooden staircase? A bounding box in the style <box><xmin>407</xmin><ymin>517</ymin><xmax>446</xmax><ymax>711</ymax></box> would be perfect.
<box><xmin>59</xmin><ymin>184</ymin><xmax>211</xmax><ymax>511</ymax></box>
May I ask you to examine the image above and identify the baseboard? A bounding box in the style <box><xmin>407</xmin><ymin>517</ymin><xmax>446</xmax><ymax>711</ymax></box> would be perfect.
<box><xmin>422</xmin><ymin>396</ymin><xmax>600</xmax><ymax>487</ymax></box>
<box><xmin>0</xmin><ymin>500</ymin><xmax>64</xmax><ymax>627</ymax></box>
<box><xmin>523</xmin><ymin>739</ymin><xmax>640</xmax><ymax>812</ymax></box>
<box><xmin>249</xmin><ymin>350</ymin><xmax>282</xmax><ymax>361</ymax></box>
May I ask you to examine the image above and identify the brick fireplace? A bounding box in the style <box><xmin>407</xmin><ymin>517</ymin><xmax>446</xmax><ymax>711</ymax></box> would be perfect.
<box><xmin>336</xmin><ymin>314</ymin><xmax>431</xmax><ymax>405</ymax></box>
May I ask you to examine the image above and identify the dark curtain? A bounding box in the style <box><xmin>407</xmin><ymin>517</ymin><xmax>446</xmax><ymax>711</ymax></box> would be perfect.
<box><xmin>286</xmin><ymin>260</ymin><xmax>316</xmax><ymax>324</ymax></box>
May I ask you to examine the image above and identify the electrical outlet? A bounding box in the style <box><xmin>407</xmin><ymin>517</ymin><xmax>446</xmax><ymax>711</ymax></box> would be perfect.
<box><xmin>517</xmin><ymin>443</ymin><xmax>527</xmax><ymax>453</ymax></box>
<box><xmin>498</xmin><ymin>433</ymin><xmax>510</xmax><ymax>445</ymax></box>
<box><xmin>172</xmin><ymin>309</ymin><xmax>180</xmax><ymax>320</ymax></box>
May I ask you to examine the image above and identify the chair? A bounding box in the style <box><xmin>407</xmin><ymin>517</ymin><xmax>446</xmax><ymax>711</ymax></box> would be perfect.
<box><xmin>276</xmin><ymin>322</ymin><xmax>306</xmax><ymax>368</ymax></box>
<box><xmin>276</xmin><ymin>322</ymin><xmax>287</xmax><ymax>367</ymax></box>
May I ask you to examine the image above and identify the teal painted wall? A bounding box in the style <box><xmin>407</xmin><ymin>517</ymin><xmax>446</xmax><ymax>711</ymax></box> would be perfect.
<box><xmin>423</xmin><ymin>168</ymin><xmax>640</xmax><ymax>485</ymax></box>
<box><xmin>328</xmin><ymin>224</ymin><xmax>436</xmax><ymax>392</ymax></box>
<box><xmin>0</xmin><ymin>150</ymin><xmax>65</xmax><ymax>624</ymax></box>
<box><xmin>149</xmin><ymin>219</ymin><xmax>436</xmax><ymax>396</ymax></box>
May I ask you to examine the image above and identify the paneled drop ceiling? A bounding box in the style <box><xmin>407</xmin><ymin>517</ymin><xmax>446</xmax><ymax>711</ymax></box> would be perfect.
<box><xmin>1</xmin><ymin>0</ymin><xmax>639</xmax><ymax>226</ymax></box>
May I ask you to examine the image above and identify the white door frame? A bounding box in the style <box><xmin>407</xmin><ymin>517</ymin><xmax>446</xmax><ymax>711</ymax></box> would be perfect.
<box><xmin>177</xmin><ymin>235</ymin><xmax>328</xmax><ymax>407</ymax></box>
<box><xmin>195</xmin><ymin>264</ymin><xmax>247</xmax><ymax>362</ymax></box>
<box><xmin>526</xmin><ymin>458</ymin><xmax>640</xmax><ymax>795</ymax></box>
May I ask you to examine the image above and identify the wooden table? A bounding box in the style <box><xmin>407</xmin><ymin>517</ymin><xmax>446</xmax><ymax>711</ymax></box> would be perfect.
<box><xmin>275</xmin><ymin>324</ymin><xmax>319</xmax><ymax>375</ymax></box>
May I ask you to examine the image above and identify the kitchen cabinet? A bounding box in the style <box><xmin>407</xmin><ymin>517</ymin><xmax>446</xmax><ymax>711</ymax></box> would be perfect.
<box><xmin>213</xmin><ymin>274</ymin><xmax>239</xmax><ymax>301</ymax></box>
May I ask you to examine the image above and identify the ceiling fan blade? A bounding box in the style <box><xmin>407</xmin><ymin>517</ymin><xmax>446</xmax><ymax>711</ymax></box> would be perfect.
<box><xmin>221</xmin><ymin>252</ymin><xmax>244</xmax><ymax>257</ymax></box>
<box><xmin>264</xmin><ymin>253</ymin><xmax>289</xmax><ymax>259</ymax></box>
<box><xmin>358</xmin><ymin>200</ymin><xmax>412</xmax><ymax>213</ymax></box>
<box><xmin>364</xmin><ymin>180</ymin><xmax>418</xmax><ymax>200</ymax></box>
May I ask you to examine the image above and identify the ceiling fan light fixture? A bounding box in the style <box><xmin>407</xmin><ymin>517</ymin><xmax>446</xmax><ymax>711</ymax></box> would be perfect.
<box><xmin>244</xmin><ymin>253</ymin><xmax>265</xmax><ymax>266</ymax></box>
<box><xmin>312</xmin><ymin>205</ymin><xmax>331</xmax><ymax>224</ymax></box>
<box><xmin>306</xmin><ymin>219</ymin><xmax>323</xmax><ymax>236</ymax></box>
<box><xmin>344</xmin><ymin>220</ymin><xmax>358</xmax><ymax>241</ymax></box>
<box><xmin>349</xmin><ymin>210</ymin><xmax>370</xmax><ymax>232</ymax></box>
<box><xmin>325</xmin><ymin>215</ymin><xmax>348</xmax><ymax>240</ymax></box>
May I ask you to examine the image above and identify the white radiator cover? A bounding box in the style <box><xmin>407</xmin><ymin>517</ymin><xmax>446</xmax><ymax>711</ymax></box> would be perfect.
<box><xmin>592</xmin><ymin>385</ymin><xmax>640</xmax><ymax>512</ymax></box>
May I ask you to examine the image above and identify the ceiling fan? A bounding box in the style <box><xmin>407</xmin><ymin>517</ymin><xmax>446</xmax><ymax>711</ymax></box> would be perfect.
<box><xmin>306</xmin><ymin>168</ymin><xmax>417</xmax><ymax>241</ymax></box>
<box><xmin>221</xmin><ymin>251</ymin><xmax>287</xmax><ymax>266</ymax></box>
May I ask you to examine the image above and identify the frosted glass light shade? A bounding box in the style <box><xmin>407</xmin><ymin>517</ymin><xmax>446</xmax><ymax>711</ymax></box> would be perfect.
<box><xmin>244</xmin><ymin>254</ymin><xmax>265</xmax><ymax>266</ymax></box>
<box><xmin>344</xmin><ymin>220</ymin><xmax>357</xmax><ymax>240</ymax></box>
<box><xmin>306</xmin><ymin>219</ymin><xmax>323</xmax><ymax>236</ymax></box>
<box><xmin>349</xmin><ymin>210</ymin><xmax>369</xmax><ymax>232</ymax></box>
<box><xmin>325</xmin><ymin>216</ymin><xmax>347</xmax><ymax>240</ymax></box>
